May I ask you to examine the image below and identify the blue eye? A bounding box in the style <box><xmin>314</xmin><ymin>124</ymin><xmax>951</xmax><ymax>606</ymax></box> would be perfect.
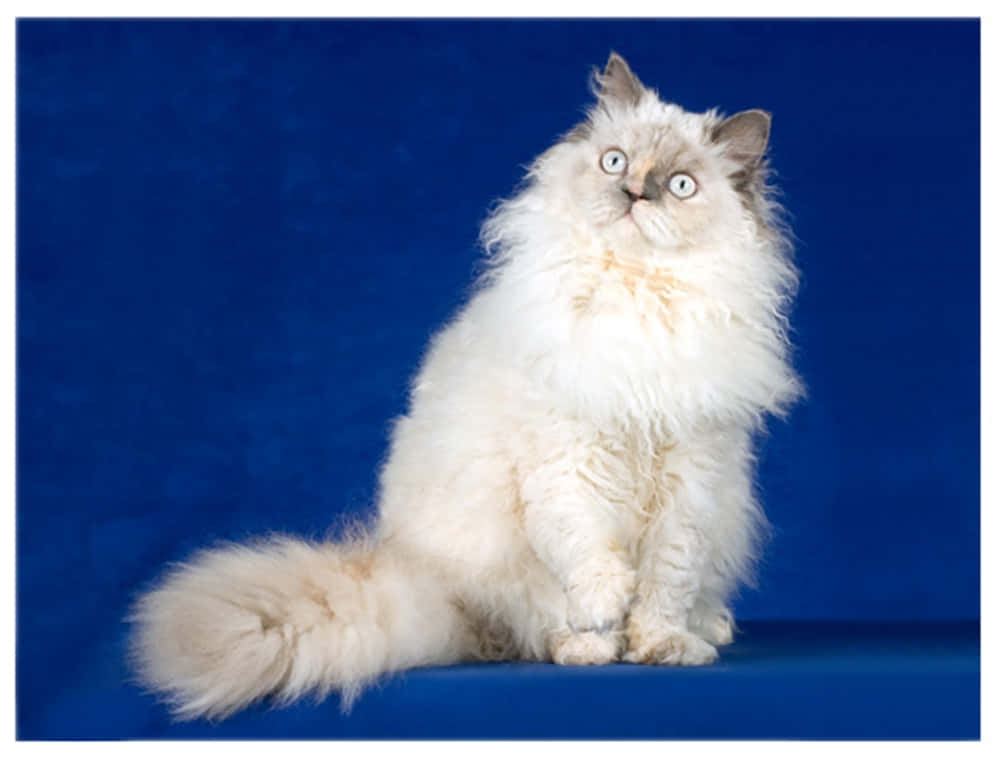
<box><xmin>600</xmin><ymin>148</ymin><xmax>627</xmax><ymax>174</ymax></box>
<box><xmin>668</xmin><ymin>173</ymin><xmax>697</xmax><ymax>198</ymax></box>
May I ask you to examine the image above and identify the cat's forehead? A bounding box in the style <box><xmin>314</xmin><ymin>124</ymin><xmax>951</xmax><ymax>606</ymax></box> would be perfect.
<box><xmin>589</xmin><ymin>101</ymin><xmax>710</xmax><ymax>160</ymax></box>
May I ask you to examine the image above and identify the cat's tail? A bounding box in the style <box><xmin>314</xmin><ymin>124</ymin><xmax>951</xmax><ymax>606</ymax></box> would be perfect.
<box><xmin>128</xmin><ymin>535</ymin><xmax>474</xmax><ymax>721</ymax></box>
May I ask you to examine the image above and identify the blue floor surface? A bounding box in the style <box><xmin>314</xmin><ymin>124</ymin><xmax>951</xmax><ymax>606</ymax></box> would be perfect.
<box><xmin>19</xmin><ymin>620</ymin><xmax>978</xmax><ymax>740</ymax></box>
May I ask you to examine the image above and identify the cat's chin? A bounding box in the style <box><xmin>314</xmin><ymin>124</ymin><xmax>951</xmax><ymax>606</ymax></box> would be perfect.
<box><xmin>608</xmin><ymin>212</ymin><xmax>661</xmax><ymax>253</ymax></box>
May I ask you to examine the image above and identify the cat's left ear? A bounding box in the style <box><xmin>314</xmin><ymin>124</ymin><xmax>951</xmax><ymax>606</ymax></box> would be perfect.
<box><xmin>594</xmin><ymin>52</ymin><xmax>645</xmax><ymax>107</ymax></box>
<box><xmin>712</xmin><ymin>109</ymin><xmax>771</xmax><ymax>169</ymax></box>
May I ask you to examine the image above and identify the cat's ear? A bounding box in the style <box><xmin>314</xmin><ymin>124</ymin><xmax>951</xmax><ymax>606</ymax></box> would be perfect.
<box><xmin>594</xmin><ymin>52</ymin><xmax>645</xmax><ymax>107</ymax></box>
<box><xmin>712</xmin><ymin>109</ymin><xmax>771</xmax><ymax>169</ymax></box>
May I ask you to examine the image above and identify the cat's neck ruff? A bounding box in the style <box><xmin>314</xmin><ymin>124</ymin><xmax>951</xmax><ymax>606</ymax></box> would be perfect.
<box><xmin>477</xmin><ymin>211</ymin><xmax>799</xmax><ymax>439</ymax></box>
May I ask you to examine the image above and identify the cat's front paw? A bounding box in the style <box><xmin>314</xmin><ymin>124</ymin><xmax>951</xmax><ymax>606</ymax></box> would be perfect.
<box><xmin>624</xmin><ymin>620</ymin><xmax>718</xmax><ymax>666</ymax></box>
<box><xmin>565</xmin><ymin>558</ymin><xmax>637</xmax><ymax>634</ymax></box>
<box><xmin>550</xmin><ymin>629</ymin><xmax>624</xmax><ymax>666</ymax></box>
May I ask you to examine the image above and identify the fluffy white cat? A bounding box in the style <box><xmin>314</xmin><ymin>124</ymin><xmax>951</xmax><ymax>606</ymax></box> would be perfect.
<box><xmin>130</xmin><ymin>53</ymin><xmax>802</xmax><ymax>721</ymax></box>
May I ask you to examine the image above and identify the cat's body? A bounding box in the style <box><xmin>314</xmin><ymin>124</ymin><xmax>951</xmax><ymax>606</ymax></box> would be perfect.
<box><xmin>131</xmin><ymin>54</ymin><xmax>801</xmax><ymax>720</ymax></box>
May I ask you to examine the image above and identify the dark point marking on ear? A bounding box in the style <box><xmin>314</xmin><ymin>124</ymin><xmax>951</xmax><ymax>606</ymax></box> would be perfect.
<box><xmin>593</xmin><ymin>52</ymin><xmax>645</xmax><ymax>107</ymax></box>
<box><xmin>712</xmin><ymin>109</ymin><xmax>772</xmax><ymax>170</ymax></box>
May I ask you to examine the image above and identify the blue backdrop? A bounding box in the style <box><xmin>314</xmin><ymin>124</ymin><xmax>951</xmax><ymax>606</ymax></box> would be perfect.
<box><xmin>17</xmin><ymin>19</ymin><xmax>980</xmax><ymax>739</ymax></box>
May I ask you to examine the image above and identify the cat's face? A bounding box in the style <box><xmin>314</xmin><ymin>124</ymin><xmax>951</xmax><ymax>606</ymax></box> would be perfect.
<box><xmin>541</xmin><ymin>54</ymin><xmax>771</xmax><ymax>257</ymax></box>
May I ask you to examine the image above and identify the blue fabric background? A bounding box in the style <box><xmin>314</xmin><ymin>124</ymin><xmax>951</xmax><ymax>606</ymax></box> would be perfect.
<box><xmin>17</xmin><ymin>19</ymin><xmax>980</xmax><ymax>739</ymax></box>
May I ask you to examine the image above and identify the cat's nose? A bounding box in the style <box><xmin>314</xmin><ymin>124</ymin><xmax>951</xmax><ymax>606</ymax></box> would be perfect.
<box><xmin>622</xmin><ymin>174</ymin><xmax>662</xmax><ymax>203</ymax></box>
<box><xmin>622</xmin><ymin>186</ymin><xmax>643</xmax><ymax>203</ymax></box>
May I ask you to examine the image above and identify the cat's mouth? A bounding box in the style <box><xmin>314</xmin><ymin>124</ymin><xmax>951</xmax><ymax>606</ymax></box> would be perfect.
<box><xmin>619</xmin><ymin>202</ymin><xmax>677</xmax><ymax>249</ymax></box>
<box><xmin>623</xmin><ymin>199</ymin><xmax>653</xmax><ymax>221</ymax></box>
<box><xmin>620</xmin><ymin>206</ymin><xmax>641</xmax><ymax>226</ymax></box>
<box><xmin>619</xmin><ymin>205</ymin><xmax>654</xmax><ymax>242</ymax></box>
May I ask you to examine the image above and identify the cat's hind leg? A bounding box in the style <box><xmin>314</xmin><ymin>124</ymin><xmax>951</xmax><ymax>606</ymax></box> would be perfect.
<box><xmin>689</xmin><ymin>597</ymin><xmax>735</xmax><ymax>646</ymax></box>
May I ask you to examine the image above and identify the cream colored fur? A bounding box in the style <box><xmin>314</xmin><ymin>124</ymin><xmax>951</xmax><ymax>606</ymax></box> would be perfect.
<box><xmin>130</xmin><ymin>53</ymin><xmax>801</xmax><ymax>720</ymax></box>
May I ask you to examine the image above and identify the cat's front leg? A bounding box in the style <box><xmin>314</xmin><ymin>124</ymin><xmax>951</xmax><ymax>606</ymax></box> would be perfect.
<box><xmin>625</xmin><ymin>463</ymin><xmax>720</xmax><ymax>666</ymax></box>
<box><xmin>520</xmin><ymin>445</ymin><xmax>637</xmax><ymax>664</ymax></box>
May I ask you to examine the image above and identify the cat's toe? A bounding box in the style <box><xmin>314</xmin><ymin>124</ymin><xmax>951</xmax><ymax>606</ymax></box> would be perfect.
<box><xmin>550</xmin><ymin>630</ymin><xmax>623</xmax><ymax>666</ymax></box>
<box><xmin>625</xmin><ymin>625</ymin><xmax>718</xmax><ymax>666</ymax></box>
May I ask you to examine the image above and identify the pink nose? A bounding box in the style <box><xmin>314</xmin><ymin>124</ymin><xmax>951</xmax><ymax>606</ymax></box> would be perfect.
<box><xmin>623</xmin><ymin>177</ymin><xmax>645</xmax><ymax>198</ymax></box>
<box><xmin>622</xmin><ymin>170</ymin><xmax>662</xmax><ymax>203</ymax></box>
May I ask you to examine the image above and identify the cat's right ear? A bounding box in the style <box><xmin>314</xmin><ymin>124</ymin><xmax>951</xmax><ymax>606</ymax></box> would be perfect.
<box><xmin>593</xmin><ymin>52</ymin><xmax>645</xmax><ymax>107</ymax></box>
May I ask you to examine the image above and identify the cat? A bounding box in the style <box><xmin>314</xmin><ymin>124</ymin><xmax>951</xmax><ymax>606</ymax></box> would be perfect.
<box><xmin>130</xmin><ymin>52</ymin><xmax>802</xmax><ymax>721</ymax></box>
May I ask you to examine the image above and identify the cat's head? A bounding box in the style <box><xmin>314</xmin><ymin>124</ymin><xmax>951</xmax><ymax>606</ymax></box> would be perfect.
<box><xmin>529</xmin><ymin>53</ymin><xmax>776</xmax><ymax>257</ymax></box>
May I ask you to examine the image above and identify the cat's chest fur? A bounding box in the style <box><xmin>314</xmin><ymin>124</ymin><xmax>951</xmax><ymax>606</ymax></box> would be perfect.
<box><xmin>572</xmin><ymin>248</ymin><xmax>705</xmax><ymax>327</ymax></box>
<box><xmin>511</xmin><ymin>249</ymin><xmax>768</xmax><ymax>434</ymax></box>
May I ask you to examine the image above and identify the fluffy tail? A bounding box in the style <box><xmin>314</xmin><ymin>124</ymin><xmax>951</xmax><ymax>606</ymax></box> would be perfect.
<box><xmin>129</xmin><ymin>536</ymin><xmax>473</xmax><ymax>720</ymax></box>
